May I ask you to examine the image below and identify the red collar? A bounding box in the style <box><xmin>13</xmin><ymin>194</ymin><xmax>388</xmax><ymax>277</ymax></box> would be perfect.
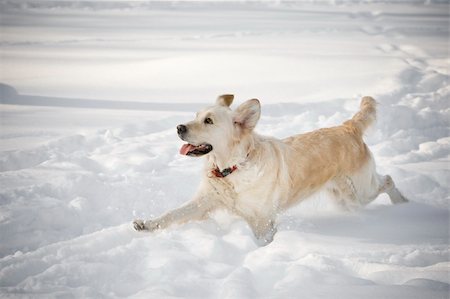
<box><xmin>212</xmin><ymin>165</ymin><xmax>237</xmax><ymax>178</ymax></box>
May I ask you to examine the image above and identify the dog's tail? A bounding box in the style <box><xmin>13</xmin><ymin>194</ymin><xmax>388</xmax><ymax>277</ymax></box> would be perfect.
<box><xmin>344</xmin><ymin>96</ymin><xmax>377</xmax><ymax>135</ymax></box>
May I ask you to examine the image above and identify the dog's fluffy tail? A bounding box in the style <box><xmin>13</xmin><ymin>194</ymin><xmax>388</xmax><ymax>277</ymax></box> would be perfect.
<box><xmin>345</xmin><ymin>96</ymin><xmax>377</xmax><ymax>134</ymax></box>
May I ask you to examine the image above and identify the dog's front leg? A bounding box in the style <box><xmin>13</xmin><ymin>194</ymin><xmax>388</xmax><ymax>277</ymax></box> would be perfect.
<box><xmin>133</xmin><ymin>195</ymin><xmax>217</xmax><ymax>232</ymax></box>
<box><xmin>246</xmin><ymin>217</ymin><xmax>277</xmax><ymax>245</ymax></box>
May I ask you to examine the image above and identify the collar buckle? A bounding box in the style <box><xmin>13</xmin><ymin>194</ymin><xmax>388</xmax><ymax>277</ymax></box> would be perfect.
<box><xmin>212</xmin><ymin>165</ymin><xmax>237</xmax><ymax>178</ymax></box>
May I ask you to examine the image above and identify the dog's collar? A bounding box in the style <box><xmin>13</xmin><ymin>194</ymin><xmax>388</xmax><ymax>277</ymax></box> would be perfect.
<box><xmin>212</xmin><ymin>165</ymin><xmax>238</xmax><ymax>178</ymax></box>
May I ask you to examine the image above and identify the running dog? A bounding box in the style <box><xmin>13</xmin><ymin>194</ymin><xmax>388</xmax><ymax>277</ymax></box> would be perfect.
<box><xmin>133</xmin><ymin>95</ymin><xmax>407</xmax><ymax>243</ymax></box>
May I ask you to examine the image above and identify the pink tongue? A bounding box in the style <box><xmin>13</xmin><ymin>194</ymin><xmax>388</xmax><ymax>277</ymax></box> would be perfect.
<box><xmin>180</xmin><ymin>144</ymin><xmax>196</xmax><ymax>155</ymax></box>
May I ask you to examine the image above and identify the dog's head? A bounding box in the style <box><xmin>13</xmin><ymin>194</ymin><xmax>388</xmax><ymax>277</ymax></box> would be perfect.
<box><xmin>177</xmin><ymin>94</ymin><xmax>260</xmax><ymax>157</ymax></box>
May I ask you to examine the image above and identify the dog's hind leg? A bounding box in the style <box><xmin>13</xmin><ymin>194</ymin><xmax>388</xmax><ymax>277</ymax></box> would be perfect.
<box><xmin>343</xmin><ymin>155</ymin><xmax>408</xmax><ymax>206</ymax></box>
<box><xmin>373</xmin><ymin>174</ymin><xmax>408</xmax><ymax>204</ymax></box>
<box><xmin>327</xmin><ymin>175</ymin><xmax>361</xmax><ymax>211</ymax></box>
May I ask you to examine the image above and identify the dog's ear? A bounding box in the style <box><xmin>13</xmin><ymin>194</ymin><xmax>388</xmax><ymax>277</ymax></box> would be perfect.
<box><xmin>216</xmin><ymin>94</ymin><xmax>234</xmax><ymax>107</ymax></box>
<box><xmin>234</xmin><ymin>99</ymin><xmax>260</xmax><ymax>132</ymax></box>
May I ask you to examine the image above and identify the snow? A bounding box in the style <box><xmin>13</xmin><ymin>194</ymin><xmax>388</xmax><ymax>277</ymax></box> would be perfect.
<box><xmin>0</xmin><ymin>1</ymin><xmax>449</xmax><ymax>298</ymax></box>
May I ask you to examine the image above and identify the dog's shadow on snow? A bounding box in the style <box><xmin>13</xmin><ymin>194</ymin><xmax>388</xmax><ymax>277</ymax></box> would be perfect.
<box><xmin>278</xmin><ymin>201</ymin><xmax>448</xmax><ymax>245</ymax></box>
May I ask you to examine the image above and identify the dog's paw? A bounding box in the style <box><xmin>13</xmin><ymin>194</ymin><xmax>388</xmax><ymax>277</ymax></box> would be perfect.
<box><xmin>254</xmin><ymin>226</ymin><xmax>277</xmax><ymax>246</ymax></box>
<box><xmin>133</xmin><ymin>219</ymin><xmax>147</xmax><ymax>231</ymax></box>
<box><xmin>133</xmin><ymin>219</ymin><xmax>160</xmax><ymax>232</ymax></box>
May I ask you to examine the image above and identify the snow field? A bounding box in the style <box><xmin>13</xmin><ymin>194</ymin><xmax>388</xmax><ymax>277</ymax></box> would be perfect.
<box><xmin>0</xmin><ymin>88</ymin><xmax>448</xmax><ymax>297</ymax></box>
<box><xmin>0</xmin><ymin>1</ymin><xmax>449</xmax><ymax>298</ymax></box>
<box><xmin>1</xmin><ymin>1</ymin><xmax>448</xmax><ymax>103</ymax></box>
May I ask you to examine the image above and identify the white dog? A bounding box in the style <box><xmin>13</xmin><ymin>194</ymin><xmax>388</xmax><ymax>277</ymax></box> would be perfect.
<box><xmin>133</xmin><ymin>95</ymin><xmax>407</xmax><ymax>243</ymax></box>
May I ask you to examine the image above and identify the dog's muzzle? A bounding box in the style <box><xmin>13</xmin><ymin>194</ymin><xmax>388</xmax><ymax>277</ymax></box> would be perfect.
<box><xmin>176</xmin><ymin>124</ymin><xmax>213</xmax><ymax>157</ymax></box>
<box><xmin>177</xmin><ymin>124</ymin><xmax>187</xmax><ymax>138</ymax></box>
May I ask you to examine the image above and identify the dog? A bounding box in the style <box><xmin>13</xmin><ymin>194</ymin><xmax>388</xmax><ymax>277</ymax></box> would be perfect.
<box><xmin>133</xmin><ymin>95</ymin><xmax>407</xmax><ymax>244</ymax></box>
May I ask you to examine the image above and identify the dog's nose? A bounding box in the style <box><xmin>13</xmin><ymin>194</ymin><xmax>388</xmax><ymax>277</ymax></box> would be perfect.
<box><xmin>177</xmin><ymin>124</ymin><xmax>187</xmax><ymax>135</ymax></box>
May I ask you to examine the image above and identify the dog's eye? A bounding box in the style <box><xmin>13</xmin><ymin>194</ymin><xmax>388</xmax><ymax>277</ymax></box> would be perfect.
<box><xmin>204</xmin><ymin>117</ymin><xmax>213</xmax><ymax>125</ymax></box>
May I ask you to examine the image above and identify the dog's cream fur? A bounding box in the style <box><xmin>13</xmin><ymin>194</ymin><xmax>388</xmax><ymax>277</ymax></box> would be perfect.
<box><xmin>133</xmin><ymin>95</ymin><xmax>407</xmax><ymax>243</ymax></box>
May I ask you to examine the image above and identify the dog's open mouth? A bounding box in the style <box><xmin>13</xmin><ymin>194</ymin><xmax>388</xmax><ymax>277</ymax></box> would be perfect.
<box><xmin>180</xmin><ymin>143</ymin><xmax>213</xmax><ymax>156</ymax></box>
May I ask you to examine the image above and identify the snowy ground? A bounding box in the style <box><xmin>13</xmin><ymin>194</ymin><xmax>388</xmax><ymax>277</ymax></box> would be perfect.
<box><xmin>0</xmin><ymin>1</ymin><xmax>449</xmax><ymax>298</ymax></box>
